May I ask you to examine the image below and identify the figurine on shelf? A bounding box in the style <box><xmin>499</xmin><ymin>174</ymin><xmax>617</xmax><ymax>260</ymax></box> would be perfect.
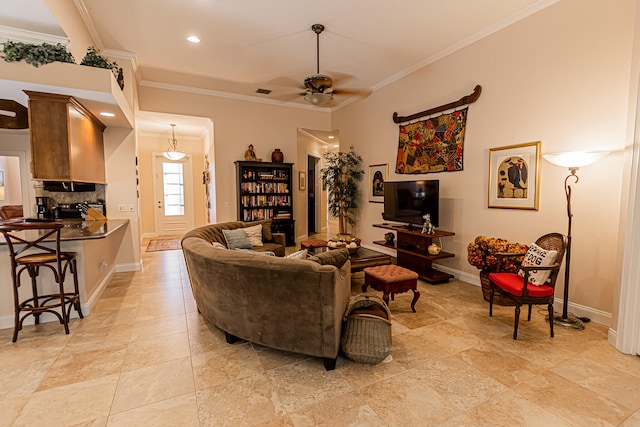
<box><xmin>422</xmin><ymin>213</ymin><xmax>435</xmax><ymax>234</ymax></box>
<box><xmin>244</xmin><ymin>144</ymin><xmax>257</xmax><ymax>161</ymax></box>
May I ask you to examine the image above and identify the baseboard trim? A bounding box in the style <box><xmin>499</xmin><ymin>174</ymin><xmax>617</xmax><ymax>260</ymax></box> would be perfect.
<box><xmin>116</xmin><ymin>262</ymin><xmax>142</xmax><ymax>272</ymax></box>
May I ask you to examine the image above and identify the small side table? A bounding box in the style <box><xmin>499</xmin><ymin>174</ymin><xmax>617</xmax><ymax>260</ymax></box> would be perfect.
<box><xmin>300</xmin><ymin>239</ymin><xmax>328</xmax><ymax>253</ymax></box>
<box><xmin>363</xmin><ymin>265</ymin><xmax>420</xmax><ymax>312</ymax></box>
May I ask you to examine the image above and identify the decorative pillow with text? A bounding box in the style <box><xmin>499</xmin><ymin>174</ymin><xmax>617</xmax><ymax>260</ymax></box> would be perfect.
<box><xmin>518</xmin><ymin>242</ymin><xmax>558</xmax><ymax>285</ymax></box>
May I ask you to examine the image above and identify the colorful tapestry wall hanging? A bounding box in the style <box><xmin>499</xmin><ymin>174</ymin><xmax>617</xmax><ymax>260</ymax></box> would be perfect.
<box><xmin>395</xmin><ymin>107</ymin><xmax>468</xmax><ymax>174</ymax></box>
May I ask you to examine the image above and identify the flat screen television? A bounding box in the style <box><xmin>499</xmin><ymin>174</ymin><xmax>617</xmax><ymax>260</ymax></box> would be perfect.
<box><xmin>382</xmin><ymin>180</ymin><xmax>439</xmax><ymax>228</ymax></box>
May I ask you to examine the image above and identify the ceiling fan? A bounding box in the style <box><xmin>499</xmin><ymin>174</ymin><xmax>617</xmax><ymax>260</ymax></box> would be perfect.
<box><xmin>300</xmin><ymin>24</ymin><xmax>370</xmax><ymax>107</ymax></box>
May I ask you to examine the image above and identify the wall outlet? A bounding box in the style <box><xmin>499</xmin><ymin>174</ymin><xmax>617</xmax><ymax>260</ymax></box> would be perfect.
<box><xmin>128</xmin><ymin>204</ymin><xmax>135</xmax><ymax>212</ymax></box>
<box><xmin>99</xmin><ymin>261</ymin><xmax>107</xmax><ymax>271</ymax></box>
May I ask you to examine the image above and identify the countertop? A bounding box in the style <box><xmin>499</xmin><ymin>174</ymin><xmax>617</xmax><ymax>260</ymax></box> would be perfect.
<box><xmin>0</xmin><ymin>219</ymin><xmax>130</xmax><ymax>243</ymax></box>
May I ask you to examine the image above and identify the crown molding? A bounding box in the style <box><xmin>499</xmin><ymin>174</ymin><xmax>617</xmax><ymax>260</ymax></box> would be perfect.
<box><xmin>73</xmin><ymin>0</ymin><xmax>104</xmax><ymax>50</ymax></box>
<box><xmin>139</xmin><ymin>80</ymin><xmax>333</xmax><ymax>112</ymax></box>
<box><xmin>298</xmin><ymin>128</ymin><xmax>331</xmax><ymax>145</ymax></box>
<box><xmin>0</xmin><ymin>25</ymin><xmax>69</xmax><ymax>45</ymax></box>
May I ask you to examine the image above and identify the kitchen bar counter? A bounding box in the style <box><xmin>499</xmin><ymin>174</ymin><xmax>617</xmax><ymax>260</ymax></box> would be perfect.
<box><xmin>0</xmin><ymin>218</ymin><xmax>131</xmax><ymax>331</ymax></box>
<box><xmin>0</xmin><ymin>218</ymin><xmax>129</xmax><ymax>242</ymax></box>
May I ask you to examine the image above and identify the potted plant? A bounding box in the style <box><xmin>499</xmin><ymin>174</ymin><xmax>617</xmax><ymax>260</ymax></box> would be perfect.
<box><xmin>80</xmin><ymin>46</ymin><xmax>124</xmax><ymax>90</ymax></box>
<box><xmin>1</xmin><ymin>40</ymin><xmax>74</xmax><ymax>67</ymax></box>
<box><xmin>320</xmin><ymin>145</ymin><xmax>364</xmax><ymax>236</ymax></box>
<box><xmin>467</xmin><ymin>236</ymin><xmax>529</xmax><ymax>305</ymax></box>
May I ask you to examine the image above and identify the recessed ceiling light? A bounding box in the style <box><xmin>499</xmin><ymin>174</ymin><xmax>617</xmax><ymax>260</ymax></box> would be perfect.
<box><xmin>100</xmin><ymin>112</ymin><xmax>115</xmax><ymax>117</ymax></box>
<box><xmin>187</xmin><ymin>35</ymin><xmax>201</xmax><ymax>43</ymax></box>
<box><xmin>327</xmin><ymin>135</ymin><xmax>335</xmax><ymax>139</ymax></box>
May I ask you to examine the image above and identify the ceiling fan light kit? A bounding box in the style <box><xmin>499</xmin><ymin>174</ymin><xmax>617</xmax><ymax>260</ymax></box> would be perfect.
<box><xmin>304</xmin><ymin>92</ymin><xmax>333</xmax><ymax>106</ymax></box>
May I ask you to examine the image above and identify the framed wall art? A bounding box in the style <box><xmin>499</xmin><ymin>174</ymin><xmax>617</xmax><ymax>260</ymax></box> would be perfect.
<box><xmin>299</xmin><ymin>171</ymin><xmax>306</xmax><ymax>191</ymax></box>
<box><xmin>369</xmin><ymin>163</ymin><xmax>388</xmax><ymax>203</ymax></box>
<box><xmin>488</xmin><ymin>141</ymin><xmax>541</xmax><ymax>210</ymax></box>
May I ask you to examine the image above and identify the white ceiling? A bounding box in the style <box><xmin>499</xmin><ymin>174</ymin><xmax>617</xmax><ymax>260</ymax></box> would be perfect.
<box><xmin>82</xmin><ymin>0</ymin><xmax>556</xmax><ymax>107</ymax></box>
<box><xmin>0</xmin><ymin>0</ymin><xmax>558</xmax><ymax>135</ymax></box>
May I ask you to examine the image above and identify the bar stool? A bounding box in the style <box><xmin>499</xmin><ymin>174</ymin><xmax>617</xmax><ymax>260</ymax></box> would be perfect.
<box><xmin>0</xmin><ymin>221</ymin><xmax>83</xmax><ymax>342</ymax></box>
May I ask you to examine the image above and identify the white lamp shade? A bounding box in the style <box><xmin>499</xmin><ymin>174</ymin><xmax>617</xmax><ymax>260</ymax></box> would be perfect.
<box><xmin>162</xmin><ymin>151</ymin><xmax>186</xmax><ymax>160</ymax></box>
<box><xmin>543</xmin><ymin>151</ymin><xmax>609</xmax><ymax>168</ymax></box>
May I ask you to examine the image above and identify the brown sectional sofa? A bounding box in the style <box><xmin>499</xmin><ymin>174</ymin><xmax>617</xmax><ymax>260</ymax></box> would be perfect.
<box><xmin>181</xmin><ymin>220</ymin><xmax>351</xmax><ymax>370</ymax></box>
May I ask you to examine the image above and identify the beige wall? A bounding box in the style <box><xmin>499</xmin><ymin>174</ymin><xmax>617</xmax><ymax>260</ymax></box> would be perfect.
<box><xmin>138</xmin><ymin>87</ymin><xmax>331</xmax><ymax>224</ymax></box>
<box><xmin>137</xmin><ymin>133</ymin><xmax>207</xmax><ymax>237</ymax></box>
<box><xmin>0</xmin><ymin>156</ymin><xmax>22</xmax><ymax>206</ymax></box>
<box><xmin>333</xmin><ymin>0</ymin><xmax>635</xmax><ymax>316</ymax></box>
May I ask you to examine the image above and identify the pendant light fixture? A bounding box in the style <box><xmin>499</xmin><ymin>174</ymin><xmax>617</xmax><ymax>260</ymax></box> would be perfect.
<box><xmin>162</xmin><ymin>124</ymin><xmax>186</xmax><ymax>160</ymax></box>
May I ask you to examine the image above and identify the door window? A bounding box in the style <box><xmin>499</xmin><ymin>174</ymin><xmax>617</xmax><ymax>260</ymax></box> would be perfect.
<box><xmin>163</xmin><ymin>162</ymin><xmax>184</xmax><ymax>216</ymax></box>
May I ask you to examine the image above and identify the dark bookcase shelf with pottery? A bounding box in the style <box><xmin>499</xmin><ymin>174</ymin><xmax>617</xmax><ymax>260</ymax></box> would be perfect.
<box><xmin>235</xmin><ymin>161</ymin><xmax>295</xmax><ymax>246</ymax></box>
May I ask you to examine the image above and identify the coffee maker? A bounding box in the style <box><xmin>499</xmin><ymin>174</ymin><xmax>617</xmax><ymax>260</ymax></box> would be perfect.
<box><xmin>35</xmin><ymin>196</ymin><xmax>50</xmax><ymax>219</ymax></box>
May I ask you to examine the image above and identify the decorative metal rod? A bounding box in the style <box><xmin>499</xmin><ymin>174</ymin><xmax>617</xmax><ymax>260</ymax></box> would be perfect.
<box><xmin>392</xmin><ymin>85</ymin><xmax>482</xmax><ymax>124</ymax></box>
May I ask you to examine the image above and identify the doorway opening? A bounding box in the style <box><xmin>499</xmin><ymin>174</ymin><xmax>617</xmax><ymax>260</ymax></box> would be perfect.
<box><xmin>307</xmin><ymin>154</ymin><xmax>321</xmax><ymax>234</ymax></box>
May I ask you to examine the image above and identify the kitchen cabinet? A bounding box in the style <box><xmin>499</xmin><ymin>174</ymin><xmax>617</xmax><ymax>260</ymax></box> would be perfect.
<box><xmin>25</xmin><ymin>91</ymin><xmax>106</xmax><ymax>183</ymax></box>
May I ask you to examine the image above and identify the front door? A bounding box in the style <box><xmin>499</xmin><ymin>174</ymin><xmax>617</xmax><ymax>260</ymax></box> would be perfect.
<box><xmin>153</xmin><ymin>154</ymin><xmax>194</xmax><ymax>236</ymax></box>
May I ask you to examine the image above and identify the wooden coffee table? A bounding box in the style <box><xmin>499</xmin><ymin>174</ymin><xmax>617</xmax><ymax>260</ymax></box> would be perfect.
<box><xmin>349</xmin><ymin>247</ymin><xmax>393</xmax><ymax>273</ymax></box>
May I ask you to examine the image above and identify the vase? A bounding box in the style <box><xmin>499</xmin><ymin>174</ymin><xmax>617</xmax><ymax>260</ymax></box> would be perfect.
<box><xmin>271</xmin><ymin>149</ymin><xmax>284</xmax><ymax>163</ymax></box>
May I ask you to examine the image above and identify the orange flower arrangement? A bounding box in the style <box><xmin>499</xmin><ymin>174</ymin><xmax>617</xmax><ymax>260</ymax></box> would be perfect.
<box><xmin>467</xmin><ymin>236</ymin><xmax>529</xmax><ymax>273</ymax></box>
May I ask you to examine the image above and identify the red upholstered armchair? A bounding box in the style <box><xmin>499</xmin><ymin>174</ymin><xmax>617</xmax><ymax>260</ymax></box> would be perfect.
<box><xmin>488</xmin><ymin>233</ymin><xmax>568</xmax><ymax>340</ymax></box>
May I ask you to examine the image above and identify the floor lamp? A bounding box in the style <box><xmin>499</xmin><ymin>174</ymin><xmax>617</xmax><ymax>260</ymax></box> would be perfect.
<box><xmin>543</xmin><ymin>151</ymin><xmax>609</xmax><ymax>330</ymax></box>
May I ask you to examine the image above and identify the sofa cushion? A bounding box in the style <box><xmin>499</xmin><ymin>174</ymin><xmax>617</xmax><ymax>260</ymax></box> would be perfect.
<box><xmin>286</xmin><ymin>249</ymin><xmax>308</xmax><ymax>259</ymax></box>
<box><xmin>222</xmin><ymin>229</ymin><xmax>252</xmax><ymax>249</ymax></box>
<box><xmin>244</xmin><ymin>224</ymin><xmax>263</xmax><ymax>247</ymax></box>
<box><xmin>243</xmin><ymin>219</ymin><xmax>273</xmax><ymax>241</ymax></box>
<box><xmin>234</xmin><ymin>248</ymin><xmax>275</xmax><ymax>256</ymax></box>
<box><xmin>308</xmin><ymin>248</ymin><xmax>350</xmax><ymax>269</ymax></box>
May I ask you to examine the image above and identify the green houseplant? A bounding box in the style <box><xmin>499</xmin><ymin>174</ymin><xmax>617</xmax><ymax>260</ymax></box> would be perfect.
<box><xmin>320</xmin><ymin>145</ymin><xmax>364</xmax><ymax>236</ymax></box>
<box><xmin>80</xmin><ymin>46</ymin><xmax>124</xmax><ymax>90</ymax></box>
<box><xmin>1</xmin><ymin>40</ymin><xmax>74</xmax><ymax>67</ymax></box>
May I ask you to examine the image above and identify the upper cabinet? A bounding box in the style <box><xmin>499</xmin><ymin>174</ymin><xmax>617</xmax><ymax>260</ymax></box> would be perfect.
<box><xmin>26</xmin><ymin>91</ymin><xmax>106</xmax><ymax>183</ymax></box>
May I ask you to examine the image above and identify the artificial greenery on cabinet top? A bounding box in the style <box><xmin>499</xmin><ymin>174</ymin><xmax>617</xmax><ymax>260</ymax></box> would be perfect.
<box><xmin>1</xmin><ymin>41</ymin><xmax>74</xmax><ymax>67</ymax></box>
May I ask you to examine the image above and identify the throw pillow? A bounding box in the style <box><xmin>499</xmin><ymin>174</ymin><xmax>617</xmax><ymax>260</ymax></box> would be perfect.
<box><xmin>234</xmin><ymin>248</ymin><xmax>275</xmax><ymax>256</ymax></box>
<box><xmin>244</xmin><ymin>224</ymin><xmax>263</xmax><ymax>247</ymax></box>
<box><xmin>518</xmin><ymin>242</ymin><xmax>558</xmax><ymax>285</ymax></box>
<box><xmin>307</xmin><ymin>248</ymin><xmax>350</xmax><ymax>269</ymax></box>
<box><xmin>222</xmin><ymin>229</ymin><xmax>252</xmax><ymax>250</ymax></box>
<box><xmin>285</xmin><ymin>249</ymin><xmax>308</xmax><ymax>259</ymax></box>
<box><xmin>211</xmin><ymin>242</ymin><xmax>227</xmax><ymax>249</ymax></box>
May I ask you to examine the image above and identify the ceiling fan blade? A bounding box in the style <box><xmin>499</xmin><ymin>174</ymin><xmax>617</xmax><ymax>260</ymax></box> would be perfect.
<box><xmin>267</xmin><ymin>76</ymin><xmax>305</xmax><ymax>89</ymax></box>
<box><xmin>332</xmin><ymin>88</ymin><xmax>372</xmax><ymax>97</ymax></box>
<box><xmin>326</xmin><ymin>71</ymin><xmax>356</xmax><ymax>85</ymax></box>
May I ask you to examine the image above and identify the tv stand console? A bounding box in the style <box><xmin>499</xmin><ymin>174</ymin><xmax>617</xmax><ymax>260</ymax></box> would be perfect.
<box><xmin>373</xmin><ymin>224</ymin><xmax>455</xmax><ymax>284</ymax></box>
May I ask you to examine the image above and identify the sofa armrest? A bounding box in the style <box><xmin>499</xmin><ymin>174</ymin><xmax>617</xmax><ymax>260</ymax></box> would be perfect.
<box><xmin>270</xmin><ymin>232</ymin><xmax>286</xmax><ymax>247</ymax></box>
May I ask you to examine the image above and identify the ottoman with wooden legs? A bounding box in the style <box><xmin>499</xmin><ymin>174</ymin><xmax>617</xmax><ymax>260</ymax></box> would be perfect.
<box><xmin>362</xmin><ymin>265</ymin><xmax>420</xmax><ymax>312</ymax></box>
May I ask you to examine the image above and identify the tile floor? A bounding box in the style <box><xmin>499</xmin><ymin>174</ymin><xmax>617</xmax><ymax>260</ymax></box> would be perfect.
<box><xmin>1</xmin><ymin>236</ymin><xmax>640</xmax><ymax>426</ymax></box>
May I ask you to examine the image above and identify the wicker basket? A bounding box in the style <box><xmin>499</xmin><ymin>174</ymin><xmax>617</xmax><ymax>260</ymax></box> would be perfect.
<box><xmin>341</xmin><ymin>293</ymin><xmax>392</xmax><ymax>364</ymax></box>
<box><xmin>480</xmin><ymin>269</ymin><xmax>516</xmax><ymax>306</ymax></box>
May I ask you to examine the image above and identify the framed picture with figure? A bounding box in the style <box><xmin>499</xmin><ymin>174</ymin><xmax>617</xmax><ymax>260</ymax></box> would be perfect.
<box><xmin>488</xmin><ymin>141</ymin><xmax>541</xmax><ymax>210</ymax></box>
<box><xmin>369</xmin><ymin>164</ymin><xmax>388</xmax><ymax>203</ymax></box>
